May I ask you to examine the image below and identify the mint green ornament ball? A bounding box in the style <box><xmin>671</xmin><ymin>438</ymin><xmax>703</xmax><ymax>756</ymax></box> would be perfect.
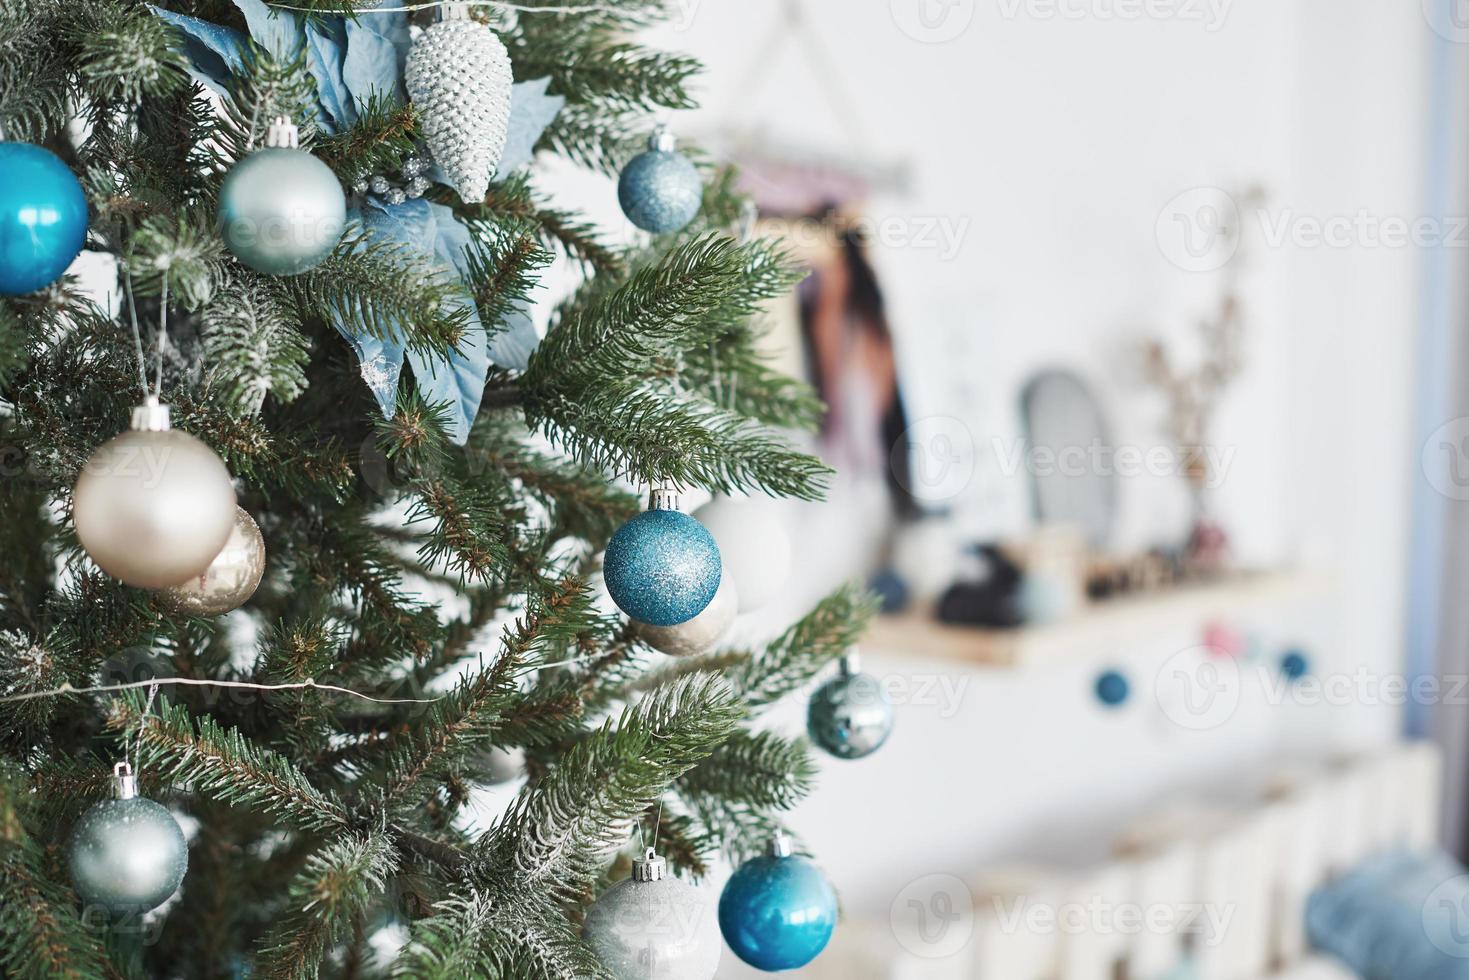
<box><xmin>217</xmin><ymin>147</ymin><xmax>346</xmax><ymax>276</ymax></box>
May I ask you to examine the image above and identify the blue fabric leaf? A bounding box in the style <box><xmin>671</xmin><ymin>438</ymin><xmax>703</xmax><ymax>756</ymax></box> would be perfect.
<box><xmin>232</xmin><ymin>0</ymin><xmax>301</xmax><ymax>60</ymax></box>
<box><xmin>333</xmin><ymin>204</ymin><xmax>416</xmax><ymax>419</ymax></box>
<box><xmin>500</xmin><ymin>78</ymin><xmax>566</xmax><ymax>175</ymax></box>
<box><xmin>149</xmin><ymin>6</ymin><xmax>247</xmax><ymax>93</ymax></box>
<box><xmin>305</xmin><ymin>18</ymin><xmax>353</xmax><ymax>132</ymax></box>
<box><xmin>342</xmin><ymin>3</ymin><xmax>411</xmax><ymax>111</ymax></box>
<box><xmin>487</xmin><ymin>306</ymin><xmax>540</xmax><ymax>371</ymax></box>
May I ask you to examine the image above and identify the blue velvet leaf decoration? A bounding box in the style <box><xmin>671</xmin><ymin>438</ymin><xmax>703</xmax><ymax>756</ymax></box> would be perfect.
<box><xmin>342</xmin><ymin>4</ymin><xmax>411</xmax><ymax>111</ymax></box>
<box><xmin>231</xmin><ymin>0</ymin><xmax>301</xmax><ymax>60</ymax></box>
<box><xmin>500</xmin><ymin>78</ymin><xmax>566</xmax><ymax>174</ymax></box>
<box><xmin>149</xmin><ymin>7</ymin><xmax>246</xmax><ymax>93</ymax></box>
<box><xmin>487</xmin><ymin>306</ymin><xmax>540</xmax><ymax>372</ymax></box>
<box><xmin>305</xmin><ymin>18</ymin><xmax>354</xmax><ymax>132</ymax></box>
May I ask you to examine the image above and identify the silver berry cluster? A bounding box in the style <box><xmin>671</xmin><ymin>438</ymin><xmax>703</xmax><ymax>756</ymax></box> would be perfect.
<box><xmin>351</xmin><ymin>153</ymin><xmax>433</xmax><ymax>205</ymax></box>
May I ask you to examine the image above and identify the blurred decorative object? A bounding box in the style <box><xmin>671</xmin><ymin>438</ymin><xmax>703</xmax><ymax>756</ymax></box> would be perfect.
<box><xmin>807</xmin><ymin>653</ymin><xmax>894</xmax><ymax>760</ymax></box>
<box><xmin>158</xmin><ymin>507</ymin><xmax>266</xmax><ymax>616</ymax></box>
<box><xmin>618</xmin><ymin>128</ymin><xmax>702</xmax><ymax>233</ymax></box>
<box><xmin>1202</xmin><ymin>620</ymin><xmax>1244</xmax><ymax>658</ymax></box>
<box><xmin>1095</xmin><ymin>669</ymin><xmax>1131</xmax><ymax>708</ymax></box>
<box><xmin>473</xmin><ymin>744</ymin><xmax>525</xmax><ymax>786</ymax></box>
<box><xmin>719</xmin><ymin>834</ymin><xmax>837</xmax><ymax>972</ymax></box>
<box><xmin>1009</xmin><ymin>527</ymin><xmax>1085</xmax><ymax>625</ymax></box>
<box><xmin>936</xmin><ymin>544</ymin><xmax>1025</xmax><ymax>628</ymax></box>
<box><xmin>890</xmin><ymin>515</ymin><xmax>960</xmax><ymax>604</ymax></box>
<box><xmin>1280</xmin><ymin>649</ymin><xmax>1310</xmax><ymax>681</ymax></box>
<box><xmin>1085</xmin><ymin>548</ymin><xmax>1182</xmax><ymax>600</ymax></box>
<box><xmin>693</xmin><ymin>495</ymin><xmax>791</xmax><ymax>614</ymax></box>
<box><xmin>1020</xmin><ymin>370</ymin><xmax>1118</xmax><ymax>550</ymax></box>
<box><xmin>637</xmin><ymin>572</ymin><xmax>737</xmax><ymax>657</ymax></box>
<box><xmin>1141</xmin><ymin>185</ymin><xmax>1264</xmax><ymax>573</ymax></box>
<box><xmin>867</xmin><ymin>568</ymin><xmax>911</xmax><ymax>614</ymax></box>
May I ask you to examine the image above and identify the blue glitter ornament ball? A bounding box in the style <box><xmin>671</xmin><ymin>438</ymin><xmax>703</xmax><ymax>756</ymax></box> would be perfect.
<box><xmin>719</xmin><ymin>836</ymin><xmax>837</xmax><ymax>972</ymax></box>
<box><xmin>1280</xmin><ymin>650</ymin><xmax>1310</xmax><ymax>681</ymax></box>
<box><xmin>604</xmin><ymin>494</ymin><xmax>721</xmax><ymax>627</ymax></box>
<box><xmin>0</xmin><ymin>142</ymin><xmax>88</xmax><ymax>295</ymax></box>
<box><xmin>1095</xmin><ymin>669</ymin><xmax>1130</xmax><ymax>708</ymax></box>
<box><xmin>618</xmin><ymin>130</ymin><xmax>702</xmax><ymax>234</ymax></box>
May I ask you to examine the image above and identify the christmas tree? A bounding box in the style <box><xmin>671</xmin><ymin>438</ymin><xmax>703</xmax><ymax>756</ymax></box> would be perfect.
<box><xmin>0</xmin><ymin>0</ymin><xmax>877</xmax><ymax>975</ymax></box>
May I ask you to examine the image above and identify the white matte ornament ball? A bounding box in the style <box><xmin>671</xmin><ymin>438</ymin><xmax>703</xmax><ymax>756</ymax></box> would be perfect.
<box><xmin>474</xmin><ymin>744</ymin><xmax>525</xmax><ymax>786</ymax></box>
<box><xmin>638</xmin><ymin>572</ymin><xmax>737</xmax><ymax>657</ymax></box>
<box><xmin>693</xmin><ymin>496</ymin><xmax>792</xmax><ymax>614</ymax></box>
<box><xmin>583</xmin><ymin>850</ymin><xmax>720</xmax><ymax>980</ymax></box>
<box><xmin>157</xmin><ymin>507</ymin><xmax>265</xmax><ymax>616</ymax></box>
<box><xmin>73</xmin><ymin>402</ymin><xmax>237</xmax><ymax>589</ymax></box>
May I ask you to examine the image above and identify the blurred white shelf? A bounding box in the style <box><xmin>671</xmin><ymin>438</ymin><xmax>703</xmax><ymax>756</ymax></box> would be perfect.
<box><xmin>863</xmin><ymin>570</ymin><xmax>1325</xmax><ymax>668</ymax></box>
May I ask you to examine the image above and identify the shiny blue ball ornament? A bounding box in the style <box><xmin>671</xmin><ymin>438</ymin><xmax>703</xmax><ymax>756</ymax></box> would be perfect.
<box><xmin>618</xmin><ymin>129</ymin><xmax>702</xmax><ymax>234</ymax></box>
<box><xmin>1095</xmin><ymin>669</ymin><xmax>1130</xmax><ymax>708</ymax></box>
<box><xmin>604</xmin><ymin>488</ymin><xmax>721</xmax><ymax>627</ymax></box>
<box><xmin>0</xmin><ymin>142</ymin><xmax>88</xmax><ymax>295</ymax></box>
<box><xmin>719</xmin><ymin>835</ymin><xmax>837</xmax><ymax>972</ymax></box>
<box><xmin>1280</xmin><ymin>650</ymin><xmax>1309</xmax><ymax>682</ymax></box>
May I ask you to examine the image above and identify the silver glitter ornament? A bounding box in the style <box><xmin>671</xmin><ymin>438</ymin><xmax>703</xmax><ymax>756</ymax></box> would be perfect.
<box><xmin>405</xmin><ymin>3</ymin><xmax>513</xmax><ymax>204</ymax></box>
<box><xmin>583</xmin><ymin>849</ymin><xmax>721</xmax><ymax>980</ymax></box>
<box><xmin>807</xmin><ymin>653</ymin><xmax>894</xmax><ymax>760</ymax></box>
<box><xmin>618</xmin><ymin>129</ymin><xmax>702</xmax><ymax>234</ymax></box>
<box><xmin>73</xmin><ymin>398</ymin><xmax>238</xmax><ymax>589</ymax></box>
<box><xmin>217</xmin><ymin>117</ymin><xmax>347</xmax><ymax>276</ymax></box>
<box><xmin>638</xmin><ymin>571</ymin><xmax>737</xmax><ymax>657</ymax></box>
<box><xmin>369</xmin><ymin>175</ymin><xmax>391</xmax><ymax>195</ymax></box>
<box><xmin>157</xmin><ymin>507</ymin><xmax>265</xmax><ymax>616</ymax></box>
<box><xmin>68</xmin><ymin>763</ymin><xmax>188</xmax><ymax>916</ymax></box>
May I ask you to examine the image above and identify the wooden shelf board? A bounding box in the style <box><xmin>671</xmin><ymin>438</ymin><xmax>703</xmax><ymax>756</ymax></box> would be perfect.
<box><xmin>863</xmin><ymin>570</ymin><xmax>1324</xmax><ymax>668</ymax></box>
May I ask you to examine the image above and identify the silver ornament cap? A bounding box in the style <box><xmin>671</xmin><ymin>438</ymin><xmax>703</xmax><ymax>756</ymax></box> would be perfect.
<box><xmin>632</xmin><ymin>848</ymin><xmax>667</xmax><ymax>882</ymax></box>
<box><xmin>405</xmin><ymin>4</ymin><xmax>513</xmax><ymax>203</ymax></box>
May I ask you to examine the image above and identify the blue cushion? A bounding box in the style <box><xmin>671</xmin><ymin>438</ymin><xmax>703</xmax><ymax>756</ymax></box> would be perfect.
<box><xmin>1306</xmin><ymin>850</ymin><xmax>1469</xmax><ymax>979</ymax></box>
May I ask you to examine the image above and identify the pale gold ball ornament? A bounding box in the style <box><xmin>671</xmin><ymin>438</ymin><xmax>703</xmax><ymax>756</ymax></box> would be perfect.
<box><xmin>158</xmin><ymin>506</ymin><xmax>265</xmax><ymax>616</ymax></box>
<box><xmin>72</xmin><ymin>398</ymin><xmax>237</xmax><ymax>589</ymax></box>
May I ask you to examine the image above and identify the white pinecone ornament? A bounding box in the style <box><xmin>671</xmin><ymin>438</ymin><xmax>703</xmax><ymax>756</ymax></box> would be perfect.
<box><xmin>405</xmin><ymin>3</ymin><xmax>513</xmax><ymax>204</ymax></box>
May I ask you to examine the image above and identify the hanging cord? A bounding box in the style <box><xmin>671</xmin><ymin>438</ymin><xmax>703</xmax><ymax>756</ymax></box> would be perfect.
<box><xmin>131</xmin><ymin>681</ymin><xmax>160</xmax><ymax>772</ymax></box>
<box><xmin>154</xmin><ymin>278</ymin><xmax>168</xmax><ymax>399</ymax></box>
<box><xmin>0</xmin><ymin>676</ymin><xmax>445</xmax><ymax>706</ymax></box>
<box><xmin>120</xmin><ymin>264</ymin><xmax>151</xmax><ymax>401</ymax></box>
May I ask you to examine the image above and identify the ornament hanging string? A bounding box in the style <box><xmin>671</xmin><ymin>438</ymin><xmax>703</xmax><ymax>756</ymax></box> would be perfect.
<box><xmin>120</xmin><ymin>266</ymin><xmax>151</xmax><ymax>400</ymax></box>
<box><xmin>131</xmin><ymin>680</ymin><xmax>160</xmax><ymax>772</ymax></box>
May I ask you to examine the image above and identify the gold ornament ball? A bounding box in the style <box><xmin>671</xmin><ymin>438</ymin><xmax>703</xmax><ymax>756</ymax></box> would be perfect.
<box><xmin>637</xmin><ymin>573</ymin><xmax>738</xmax><ymax>657</ymax></box>
<box><xmin>158</xmin><ymin>507</ymin><xmax>265</xmax><ymax>616</ymax></box>
<box><xmin>73</xmin><ymin>428</ymin><xmax>237</xmax><ymax>589</ymax></box>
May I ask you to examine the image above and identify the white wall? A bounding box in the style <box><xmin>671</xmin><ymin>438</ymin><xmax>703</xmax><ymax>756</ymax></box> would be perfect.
<box><xmin>541</xmin><ymin>1</ymin><xmax>1430</xmax><ymax>973</ymax></box>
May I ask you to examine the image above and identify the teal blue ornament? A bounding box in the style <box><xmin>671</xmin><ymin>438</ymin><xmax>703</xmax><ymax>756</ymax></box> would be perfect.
<box><xmin>217</xmin><ymin>117</ymin><xmax>346</xmax><ymax>276</ymax></box>
<box><xmin>719</xmin><ymin>835</ymin><xmax>837</xmax><ymax>972</ymax></box>
<box><xmin>1096</xmin><ymin>669</ymin><xmax>1130</xmax><ymax>707</ymax></box>
<box><xmin>808</xmin><ymin>654</ymin><xmax>894</xmax><ymax>760</ymax></box>
<box><xmin>1280</xmin><ymin>650</ymin><xmax>1309</xmax><ymax>682</ymax></box>
<box><xmin>604</xmin><ymin>488</ymin><xmax>721</xmax><ymax>627</ymax></box>
<box><xmin>68</xmin><ymin>763</ymin><xmax>188</xmax><ymax>916</ymax></box>
<box><xmin>618</xmin><ymin>129</ymin><xmax>701</xmax><ymax>234</ymax></box>
<box><xmin>0</xmin><ymin>141</ymin><xmax>88</xmax><ymax>295</ymax></box>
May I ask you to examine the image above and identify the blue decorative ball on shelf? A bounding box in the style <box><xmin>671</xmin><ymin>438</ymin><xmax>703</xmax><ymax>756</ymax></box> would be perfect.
<box><xmin>0</xmin><ymin>142</ymin><xmax>88</xmax><ymax>295</ymax></box>
<box><xmin>1095</xmin><ymin>669</ymin><xmax>1131</xmax><ymax>708</ymax></box>
<box><xmin>719</xmin><ymin>837</ymin><xmax>837</xmax><ymax>972</ymax></box>
<box><xmin>618</xmin><ymin>130</ymin><xmax>702</xmax><ymax>234</ymax></box>
<box><xmin>604</xmin><ymin>494</ymin><xmax>721</xmax><ymax>627</ymax></box>
<box><xmin>1280</xmin><ymin>650</ymin><xmax>1310</xmax><ymax>681</ymax></box>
